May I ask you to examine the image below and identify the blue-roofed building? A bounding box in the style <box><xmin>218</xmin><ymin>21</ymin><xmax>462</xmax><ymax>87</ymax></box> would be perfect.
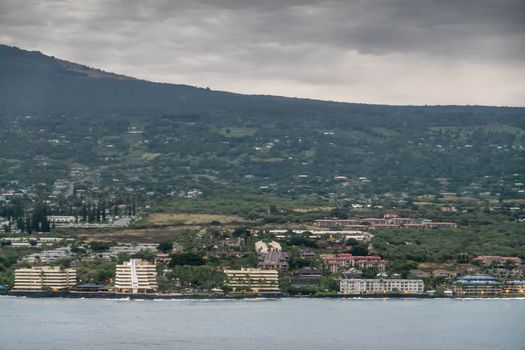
<box><xmin>455</xmin><ymin>275</ymin><xmax>502</xmax><ymax>296</ymax></box>
<box><xmin>503</xmin><ymin>280</ymin><xmax>525</xmax><ymax>295</ymax></box>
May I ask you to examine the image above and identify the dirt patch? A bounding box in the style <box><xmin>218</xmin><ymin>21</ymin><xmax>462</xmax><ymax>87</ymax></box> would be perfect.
<box><xmin>79</xmin><ymin>226</ymin><xmax>198</xmax><ymax>243</ymax></box>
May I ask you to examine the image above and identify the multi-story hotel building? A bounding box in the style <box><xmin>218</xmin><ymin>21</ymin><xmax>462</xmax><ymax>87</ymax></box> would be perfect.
<box><xmin>13</xmin><ymin>266</ymin><xmax>77</xmax><ymax>291</ymax></box>
<box><xmin>224</xmin><ymin>268</ymin><xmax>280</xmax><ymax>293</ymax></box>
<box><xmin>455</xmin><ymin>275</ymin><xmax>502</xmax><ymax>296</ymax></box>
<box><xmin>503</xmin><ymin>280</ymin><xmax>525</xmax><ymax>295</ymax></box>
<box><xmin>340</xmin><ymin>278</ymin><xmax>424</xmax><ymax>295</ymax></box>
<box><xmin>115</xmin><ymin>259</ymin><xmax>158</xmax><ymax>293</ymax></box>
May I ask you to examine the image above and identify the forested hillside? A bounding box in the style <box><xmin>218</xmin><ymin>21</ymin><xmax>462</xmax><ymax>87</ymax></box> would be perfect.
<box><xmin>0</xmin><ymin>44</ymin><xmax>524</xmax><ymax>204</ymax></box>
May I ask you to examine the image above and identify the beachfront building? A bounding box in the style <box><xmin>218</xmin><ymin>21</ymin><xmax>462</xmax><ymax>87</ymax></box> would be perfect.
<box><xmin>224</xmin><ymin>268</ymin><xmax>280</xmax><ymax>294</ymax></box>
<box><xmin>115</xmin><ymin>259</ymin><xmax>158</xmax><ymax>294</ymax></box>
<box><xmin>13</xmin><ymin>266</ymin><xmax>77</xmax><ymax>291</ymax></box>
<box><xmin>455</xmin><ymin>275</ymin><xmax>502</xmax><ymax>296</ymax></box>
<box><xmin>503</xmin><ymin>280</ymin><xmax>525</xmax><ymax>295</ymax></box>
<box><xmin>340</xmin><ymin>279</ymin><xmax>424</xmax><ymax>295</ymax></box>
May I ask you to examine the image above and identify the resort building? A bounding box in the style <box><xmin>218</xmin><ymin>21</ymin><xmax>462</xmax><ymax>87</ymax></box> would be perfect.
<box><xmin>13</xmin><ymin>266</ymin><xmax>77</xmax><ymax>291</ymax></box>
<box><xmin>503</xmin><ymin>280</ymin><xmax>525</xmax><ymax>295</ymax></box>
<box><xmin>115</xmin><ymin>259</ymin><xmax>158</xmax><ymax>293</ymax></box>
<box><xmin>455</xmin><ymin>275</ymin><xmax>502</xmax><ymax>296</ymax></box>
<box><xmin>340</xmin><ymin>279</ymin><xmax>424</xmax><ymax>295</ymax></box>
<box><xmin>224</xmin><ymin>268</ymin><xmax>280</xmax><ymax>293</ymax></box>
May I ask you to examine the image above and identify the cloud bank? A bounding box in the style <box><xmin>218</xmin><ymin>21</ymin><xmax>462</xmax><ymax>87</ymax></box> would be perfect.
<box><xmin>0</xmin><ymin>0</ymin><xmax>524</xmax><ymax>105</ymax></box>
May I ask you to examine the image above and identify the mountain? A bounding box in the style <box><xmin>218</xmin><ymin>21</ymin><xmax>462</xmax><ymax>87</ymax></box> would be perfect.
<box><xmin>0</xmin><ymin>44</ymin><xmax>524</xmax><ymax>209</ymax></box>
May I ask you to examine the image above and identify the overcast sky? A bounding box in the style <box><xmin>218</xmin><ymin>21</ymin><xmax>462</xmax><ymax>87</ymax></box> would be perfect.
<box><xmin>0</xmin><ymin>0</ymin><xmax>524</xmax><ymax>106</ymax></box>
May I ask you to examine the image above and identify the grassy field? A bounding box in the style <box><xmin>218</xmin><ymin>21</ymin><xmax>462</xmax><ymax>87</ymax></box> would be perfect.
<box><xmin>146</xmin><ymin>213</ymin><xmax>247</xmax><ymax>225</ymax></box>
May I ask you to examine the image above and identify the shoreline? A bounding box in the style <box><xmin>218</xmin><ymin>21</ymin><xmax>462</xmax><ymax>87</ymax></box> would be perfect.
<box><xmin>3</xmin><ymin>291</ymin><xmax>524</xmax><ymax>300</ymax></box>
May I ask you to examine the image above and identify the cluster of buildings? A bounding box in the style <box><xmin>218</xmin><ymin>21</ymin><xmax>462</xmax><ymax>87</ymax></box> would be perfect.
<box><xmin>12</xmin><ymin>259</ymin><xmax>158</xmax><ymax>294</ymax></box>
<box><xmin>314</xmin><ymin>214</ymin><xmax>457</xmax><ymax>230</ymax></box>
<box><xmin>323</xmin><ymin>253</ymin><xmax>389</xmax><ymax>273</ymax></box>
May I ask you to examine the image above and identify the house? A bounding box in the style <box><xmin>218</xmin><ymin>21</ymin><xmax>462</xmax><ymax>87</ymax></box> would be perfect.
<box><xmin>255</xmin><ymin>240</ymin><xmax>281</xmax><ymax>253</ymax></box>
<box><xmin>432</xmin><ymin>269</ymin><xmax>457</xmax><ymax>278</ymax></box>
<box><xmin>473</xmin><ymin>256</ymin><xmax>522</xmax><ymax>266</ymax></box>
<box><xmin>155</xmin><ymin>253</ymin><xmax>172</xmax><ymax>265</ymax></box>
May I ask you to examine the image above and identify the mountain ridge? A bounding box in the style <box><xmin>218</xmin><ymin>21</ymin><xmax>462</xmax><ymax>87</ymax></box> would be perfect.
<box><xmin>1</xmin><ymin>44</ymin><xmax>522</xmax><ymax>110</ymax></box>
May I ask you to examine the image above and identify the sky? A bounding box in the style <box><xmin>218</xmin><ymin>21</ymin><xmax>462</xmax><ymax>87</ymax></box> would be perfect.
<box><xmin>0</xmin><ymin>0</ymin><xmax>524</xmax><ymax>106</ymax></box>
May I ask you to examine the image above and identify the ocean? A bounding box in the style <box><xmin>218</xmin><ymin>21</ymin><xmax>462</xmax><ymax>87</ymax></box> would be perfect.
<box><xmin>0</xmin><ymin>297</ymin><xmax>524</xmax><ymax>350</ymax></box>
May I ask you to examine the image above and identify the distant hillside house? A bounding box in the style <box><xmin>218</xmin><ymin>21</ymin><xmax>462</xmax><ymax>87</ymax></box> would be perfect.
<box><xmin>255</xmin><ymin>240</ymin><xmax>282</xmax><ymax>253</ymax></box>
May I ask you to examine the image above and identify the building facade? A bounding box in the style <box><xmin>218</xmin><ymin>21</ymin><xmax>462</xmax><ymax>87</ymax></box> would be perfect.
<box><xmin>224</xmin><ymin>268</ymin><xmax>280</xmax><ymax>293</ymax></box>
<box><xmin>115</xmin><ymin>259</ymin><xmax>158</xmax><ymax>293</ymax></box>
<box><xmin>340</xmin><ymin>279</ymin><xmax>424</xmax><ymax>294</ymax></box>
<box><xmin>257</xmin><ymin>251</ymin><xmax>289</xmax><ymax>272</ymax></box>
<box><xmin>503</xmin><ymin>280</ymin><xmax>525</xmax><ymax>295</ymax></box>
<box><xmin>455</xmin><ymin>275</ymin><xmax>502</xmax><ymax>296</ymax></box>
<box><xmin>13</xmin><ymin>266</ymin><xmax>77</xmax><ymax>291</ymax></box>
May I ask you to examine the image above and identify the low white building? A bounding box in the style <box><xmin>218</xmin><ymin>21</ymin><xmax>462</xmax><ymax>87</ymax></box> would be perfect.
<box><xmin>92</xmin><ymin>243</ymin><xmax>158</xmax><ymax>260</ymax></box>
<box><xmin>24</xmin><ymin>246</ymin><xmax>72</xmax><ymax>264</ymax></box>
<box><xmin>47</xmin><ymin>216</ymin><xmax>77</xmax><ymax>224</ymax></box>
<box><xmin>340</xmin><ymin>279</ymin><xmax>424</xmax><ymax>294</ymax></box>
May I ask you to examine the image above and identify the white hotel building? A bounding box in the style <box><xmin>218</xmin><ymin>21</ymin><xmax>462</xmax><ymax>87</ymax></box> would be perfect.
<box><xmin>340</xmin><ymin>279</ymin><xmax>424</xmax><ymax>295</ymax></box>
<box><xmin>115</xmin><ymin>259</ymin><xmax>158</xmax><ymax>293</ymax></box>
<box><xmin>13</xmin><ymin>266</ymin><xmax>77</xmax><ymax>291</ymax></box>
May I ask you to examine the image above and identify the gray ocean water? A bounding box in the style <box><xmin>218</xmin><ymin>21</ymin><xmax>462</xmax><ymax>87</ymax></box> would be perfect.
<box><xmin>0</xmin><ymin>297</ymin><xmax>524</xmax><ymax>350</ymax></box>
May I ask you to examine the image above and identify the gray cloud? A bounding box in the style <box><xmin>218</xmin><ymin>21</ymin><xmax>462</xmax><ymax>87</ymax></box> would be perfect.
<box><xmin>0</xmin><ymin>0</ymin><xmax>524</xmax><ymax>105</ymax></box>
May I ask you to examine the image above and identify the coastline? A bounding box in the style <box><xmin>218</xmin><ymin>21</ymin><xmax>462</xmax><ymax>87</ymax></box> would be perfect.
<box><xmin>3</xmin><ymin>291</ymin><xmax>523</xmax><ymax>300</ymax></box>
